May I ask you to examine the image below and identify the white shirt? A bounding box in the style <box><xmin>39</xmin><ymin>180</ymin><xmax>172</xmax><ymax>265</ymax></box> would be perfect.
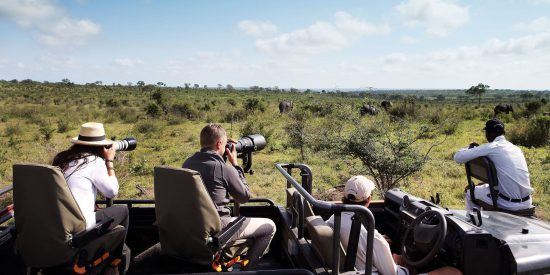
<box><xmin>63</xmin><ymin>155</ymin><xmax>119</xmax><ymax>229</ymax></box>
<box><xmin>326</xmin><ymin>212</ymin><xmax>405</xmax><ymax>275</ymax></box>
<box><xmin>454</xmin><ymin>135</ymin><xmax>533</xmax><ymax>207</ymax></box>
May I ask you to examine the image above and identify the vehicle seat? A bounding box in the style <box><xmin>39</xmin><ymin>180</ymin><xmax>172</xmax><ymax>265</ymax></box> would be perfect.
<box><xmin>305</xmin><ymin>215</ymin><xmax>346</xmax><ymax>272</ymax></box>
<box><xmin>153</xmin><ymin>166</ymin><xmax>248</xmax><ymax>266</ymax></box>
<box><xmin>465</xmin><ymin>157</ymin><xmax>535</xmax><ymax>216</ymax></box>
<box><xmin>13</xmin><ymin>164</ymin><xmax>126</xmax><ymax>272</ymax></box>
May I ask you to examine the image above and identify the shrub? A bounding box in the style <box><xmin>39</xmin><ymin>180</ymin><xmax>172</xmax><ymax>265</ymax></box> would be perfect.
<box><xmin>508</xmin><ymin>116</ymin><xmax>550</xmax><ymax>147</ymax></box>
<box><xmin>388</xmin><ymin>103</ymin><xmax>417</xmax><ymax>119</ymax></box>
<box><xmin>4</xmin><ymin>123</ymin><xmax>22</xmax><ymax>137</ymax></box>
<box><xmin>57</xmin><ymin>119</ymin><xmax>70</xmax><ymax>133</ymax></box>
<box><xmin>244</xmin><ymin>98</ymin><xmax>265</xmax><ymax>112</ymax></box>
<box><xmin>39</xmin><ymin>124</ymin><xmax>55</xmax><ymax>141</ymax></box>
<box><xmin>524</xmin><ymin>101</ymin><xmax>543</xmax><ymax>117</ymax></box>
<box><xmin>170</xmin><ymin>103</ymin><xmax>199</xmax><ymax>119</ymax></box>
<box><xmin>134</xmin><ymin>120</ymin><xmax>161</xmax><ymax>134</ymax></box>
<box><xmin>303</xmin><ymin>102</ymin><xmax>333</xmax><ymax>117</ymax></box>
<box><xmin>145</xmin><ymin>103</ymin><xmax>161</xmax><ymax>117</ymax></box>
<box><xmin>105</xmin><ymin>98</ymin><xmax>119</xmax><ymax>108</ymax></box>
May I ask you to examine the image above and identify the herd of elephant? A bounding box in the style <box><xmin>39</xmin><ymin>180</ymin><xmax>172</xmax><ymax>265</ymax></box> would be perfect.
<box><xmin>279</xmin><ymin>100</ymin><xmax>547</xmax><ymax>117</ymax></box>
<box><xmin>277</xmin><ymin>100</ymin><xmax>393</xmax><ymax>116</ymax></box>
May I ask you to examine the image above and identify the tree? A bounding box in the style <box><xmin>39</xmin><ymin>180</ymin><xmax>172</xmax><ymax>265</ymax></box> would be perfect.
<box><xmin>61</xmin><ymin>78</ymin><xmax>73</xmax><ymax>86</ymax></box>
<box><xmin>136</xmin><ymin>81</ymin><xmax>145</xmax><ymax>87</ymax></box>
<box><xmin>203</xmin><ymin>85</ymin><xmax>207</xmax><ymax>89</ymax></box>
<box><xmin>332</xmin><ymin>119</ymin><xmax>440</xmax><ymax>194</ymax></box>
<box><xmin>466</xmin><ymin>83</ymin><xmax>490</xmax><ymax>107</ymax></box>
<box><xmin>226</xmin><ymin>84</ymin><xmax>234</xmax><ymax>91</ymax></box>
<box><xmin>156</xmin><ymin>82</ymin><xmax>165</xmax><ymax>87</ymax></box>
<box><xmin>285</xmin><ymin>111</ymin><xmax>310</xmax><ymax>161</ymax></box>
<box><xmin>194</xmin><ymin>84</ymin><xmax>199</xmax><ymax>89</ymax></box>
<box><xmin>184</xmin><ymin>83</ymin><xmax>191</xmax><ymax>89</ymax></box>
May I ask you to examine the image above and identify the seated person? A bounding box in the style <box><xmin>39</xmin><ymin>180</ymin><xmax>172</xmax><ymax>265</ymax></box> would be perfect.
<box><xmin>326</xmin><ymin>176</ymin><xmax>461</xmax><ymax>275</ymax></box>
<box><xmin>52</xmin><ymin>122</ymin><xmax>129</xmax><ymax>234</ymax></box>
<box><xmin>453</xmin><ymin>118</ymin><xmax>533</xmax><ymax>212</ymax></box>
<box><xmin>182</xmin><ymin>123</ymin><xmax>276</xmax><ymax>269</ymax></box>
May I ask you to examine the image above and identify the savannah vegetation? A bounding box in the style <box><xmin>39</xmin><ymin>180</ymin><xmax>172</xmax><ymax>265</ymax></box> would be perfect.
<box><xmin>0</xmin><ymin>80</ymin><xmax>548</xmax><ymax>219</ymax></box>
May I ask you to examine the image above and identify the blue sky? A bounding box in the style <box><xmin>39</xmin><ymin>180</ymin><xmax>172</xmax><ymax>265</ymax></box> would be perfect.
<box><xmin>1</xmin><ymin>0</ymin><xmax>550</xmax><ymax>89</ymax></box>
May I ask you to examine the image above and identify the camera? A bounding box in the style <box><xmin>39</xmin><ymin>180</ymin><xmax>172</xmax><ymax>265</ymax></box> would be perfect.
<box><xmin>111</xmin><ymin>137</ymin><xmax>137</xmax><ymax>152</ymax></box>
<box><xmin>226</xmin><ymin>134</ymin><xmax>266</xmax><ymax>153</ymax></box>
<box><xmin>225</xmin><ymin>134</ymin><xmax>266</xmax><ymax>174</ymax></box>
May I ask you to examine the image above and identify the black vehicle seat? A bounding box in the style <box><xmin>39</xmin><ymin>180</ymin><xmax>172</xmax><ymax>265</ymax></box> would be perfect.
<box><xmin>287</xmin><ymin>188</ymin><xmax>315</xmax><ymax>218</ymax></box>
<box><xmin>466</xmin><ymin>157</ymin><xmax>536</xmax><ymax>217</ymax></box>
<box><xmin>153</xmin><ymin>166</ymin><xmax>248</xmax><ymax>267</ymax></box>
<box><xmin>305</xmin><ymin>216</ymin><xmax>346</xmax><ymax>272</ymax></box>
<box><xmin>12</xmin><ymin>164</ymin><xmax>126</xmax><ymax>272</ymax></box>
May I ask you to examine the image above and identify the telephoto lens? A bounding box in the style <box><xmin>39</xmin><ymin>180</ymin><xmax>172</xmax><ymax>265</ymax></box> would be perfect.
<box><xmin>231</xmin><ymin>134</ymin><xmax>266</xmax><ymax>153</ymax></box>
<box><xmin>112</xmin><ymin>137</ymin><xmax>137</xmax><ymax>152</ymax></box>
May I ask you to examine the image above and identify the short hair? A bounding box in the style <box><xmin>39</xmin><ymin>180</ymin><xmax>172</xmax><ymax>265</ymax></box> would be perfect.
<box><xmin>200</xmin><ymin>124</ymin><xmax>226</xmax><ymax>148</ymax></box>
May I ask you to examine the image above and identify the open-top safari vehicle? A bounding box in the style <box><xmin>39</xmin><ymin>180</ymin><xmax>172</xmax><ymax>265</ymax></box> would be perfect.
<box><xmin>1</xmin><ymin>158</ymin><xmax>550</xmax><ymax>274</ymax></box>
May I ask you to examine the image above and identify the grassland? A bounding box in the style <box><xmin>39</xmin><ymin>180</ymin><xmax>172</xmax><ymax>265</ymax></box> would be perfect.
<box><xmin>0</xmin><ymin>82</ymin><xmax>548</xmax><ymax>220</ymax></box>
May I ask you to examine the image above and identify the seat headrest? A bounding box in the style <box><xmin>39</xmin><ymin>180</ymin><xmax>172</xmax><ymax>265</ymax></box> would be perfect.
<box><xmin>154</xmin><ymin>166</ymin><xmax>221</xmax><ymax>265</ymax></box>
<box><xmin>305</xmin><ymin>216</ymin><xmax>346</xmax><ymax>271</ymax></box>
<box><xmin>13</xmin><ymin>163</ymin><xmax>86</xmax><ymax>267</ymax></box>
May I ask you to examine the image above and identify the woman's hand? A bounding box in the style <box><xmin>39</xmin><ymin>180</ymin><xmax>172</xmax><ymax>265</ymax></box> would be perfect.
<box><xmin>102</xmin><ymin>145</ymin><xmax>116</xmax><ymax>161</ymax></box>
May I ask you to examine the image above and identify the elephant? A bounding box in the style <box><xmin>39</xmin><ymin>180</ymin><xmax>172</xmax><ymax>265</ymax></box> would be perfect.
<box><xmin>381</xmin><ymin>101</ymin><xmax>393</xmax><ymax>111</ymax></box>
<box><xmin>494</xmin><ymin>104</ymin><xmax>514</xmax><ymax>116</ymax></box>
<box><xmin>360</xmin><ymin>104</ymin><xmax>378</xmax><ymax>116</ymax></box>
<box><xmin>279</xmin><ymin>100</ymin><xmax>293</xmax><ymax>113</ymax></box>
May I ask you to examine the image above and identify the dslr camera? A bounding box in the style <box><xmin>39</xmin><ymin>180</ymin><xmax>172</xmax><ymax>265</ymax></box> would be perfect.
<box><xmin>225</xmin><ymin>134</ymin><xmax>266</xmax><ymax>174</ymax></box>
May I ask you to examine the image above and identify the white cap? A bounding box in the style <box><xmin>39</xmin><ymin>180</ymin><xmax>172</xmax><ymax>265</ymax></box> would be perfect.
<box><xmin>344</xmin><ymin>176</ymin><xmax>375</xmax><ymax>202</ymax></box>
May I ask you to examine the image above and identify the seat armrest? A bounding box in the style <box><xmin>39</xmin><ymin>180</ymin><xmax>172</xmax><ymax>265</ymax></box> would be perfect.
<box><xmin>208</xmin><ymin>216</ymin><xmax>246</xmax><ymax>251</ymax></box>
<box><xmin>71</xmin><ymin>217</ymin><xmax>114</xmax><ymax>248</ymax></box>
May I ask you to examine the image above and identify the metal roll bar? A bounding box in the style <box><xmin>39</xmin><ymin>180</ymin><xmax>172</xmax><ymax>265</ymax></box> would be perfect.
<box><xmin>276</xmin><ymin>163</ymin><xmax>374</xmax><ymax>275</ymax></box>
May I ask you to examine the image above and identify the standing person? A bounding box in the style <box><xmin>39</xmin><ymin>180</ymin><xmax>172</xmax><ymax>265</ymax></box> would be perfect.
<box><xmin>326</xmin><ymin>176</ymin><xmax>462</xmax><ymax>275</ymax></box>
<box><xmin>183</xmin><ymin>123</ymin><xmax>276</xmax><ymax>269</ymax></box>
<box><xmin>454</xmin><ymin>118</ymin><xmax>534</xmax><ymax>212</ymax></box>
<box><xmin>52</xmin><ymin>122</ymin><xmax>129</xmax><ymax>233</ymax></box>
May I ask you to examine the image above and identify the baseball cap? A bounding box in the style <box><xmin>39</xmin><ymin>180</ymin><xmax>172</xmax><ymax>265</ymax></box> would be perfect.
<box><xmin>483</xmin><ymin>118</ymin><xmax>505</xmax><ymax>133</ymax></box>
<box><xmin>344</xmin><ymin>176</ymin><xmax>376</xmax><ymax>202</ymax></box>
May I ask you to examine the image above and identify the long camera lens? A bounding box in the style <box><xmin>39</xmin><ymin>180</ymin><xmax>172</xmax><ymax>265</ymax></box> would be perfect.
<box><xmin>229</xmin><ymin>134</ymin><xmax>266</xmax><ymax>153</ymax></box>
<box><xmin>113</xmin><ymin>137</ymin><xmax>137</xmax><ymax>152</ymax></box>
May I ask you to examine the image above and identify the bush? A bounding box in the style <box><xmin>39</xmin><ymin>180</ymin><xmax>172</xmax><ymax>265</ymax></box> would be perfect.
<box><xmin>388</xmin><ymin>103</ymin><xmax>417</xmax><ymax>119</ymax></box>
<box><xmin>303</xmin><ymin>102</ymin><xmax>333</xmax><ymax>117</ymax></box>
<box><xmin>508</xmin><ymin>116</ymin><xmax>550</xmax><ymax>147</ymax></box>
<box><xmin>524</xmin><ymin>101</ymin><xmax>543</xmax><ymax>117</ymax></box>
<box><xmin>145</xmin><ymin>103</ymin><xmax>161</xmax><ymax>117</ymax></box>
<box><xmin>170</xmin><ymin>103</ymin><xmax>199</xmax><ymax>119</ymax></box>
<box><xmin>134</xmin><ymin>120</ymin><xmax>161</xmax><ymax>134</ymax></box>
<box><xmin>57</xmin><ymin>119</ymin><xmax>70</xmax><ymax>133</ymax></box>
<box><xmin>39</xmin><ymin>124</ymin><xmax>55</xmax><ymax>141</ymax></box>
<box><xmin>244</xmin><ymin>98</ymin><xmax>265</xmax><ymax>112</ymax></box>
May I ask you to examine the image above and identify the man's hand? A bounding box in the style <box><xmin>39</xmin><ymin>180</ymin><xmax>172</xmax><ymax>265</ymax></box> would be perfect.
<box><xmin>468</xmin><ymin>142</ymin><xmax>479</xmax><ymax>149</ymax></box>
<box><xmin>226</xmin><ymin>139</ymin><xmax>238</xmax><ymax>166</ymax></box>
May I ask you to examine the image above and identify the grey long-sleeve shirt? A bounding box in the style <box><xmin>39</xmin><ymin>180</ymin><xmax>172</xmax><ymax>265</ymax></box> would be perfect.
<box><xmin>182</xmin><ymin>149</ymin><xmax>250</xmax><ymax>221</ymax></box>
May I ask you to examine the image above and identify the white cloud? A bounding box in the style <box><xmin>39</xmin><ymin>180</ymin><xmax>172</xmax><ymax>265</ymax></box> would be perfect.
<box><xmin>400</xmin><ymin>35</ymin><xmax>417</xmax><ymax>44</ymax></box>
<box><xmin>254</xmin><ymin>11</ymin><xmax>390</xmax><ymax>56</ymax></box>
<box><xmin>238</xmin><ymin>20</ymin><xmax>278</xmax><ymax>37</ymax></box>
<box><xmin>382</xmin><ymin>53</ymin><xmax>408</xmax><ymax>64</ymax></box>
<box><xmin>514</xmin><ymin>17</ymin><xmax>550</xmax><ymax>33</ymax></box>
<box><xmin>0</xmin><ymin>0</ymin><xmax>101</xmax><ymax>46</ymax></box>
<box><xmin>396</xmin><ymin>0</ymin><xmax>469</xmax><ymax>37</ymax></box>
<box><xmin>114</xmin><ymin>58</ymin><xmax>144</xmax><ymax>67</ymax></box>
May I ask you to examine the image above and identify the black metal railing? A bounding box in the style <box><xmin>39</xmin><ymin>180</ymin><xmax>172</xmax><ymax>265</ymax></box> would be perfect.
<box><xmin>276</xmin><ymin>163</ymin><xmax>374</xmax><ymax>275</ymax></box>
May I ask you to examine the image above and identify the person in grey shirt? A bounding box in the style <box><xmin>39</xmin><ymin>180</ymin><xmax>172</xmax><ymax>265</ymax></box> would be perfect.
<box><xmin>183</xmin><ymin>124</ymin><xmax>276</xmax><ymax>269</ymax></box>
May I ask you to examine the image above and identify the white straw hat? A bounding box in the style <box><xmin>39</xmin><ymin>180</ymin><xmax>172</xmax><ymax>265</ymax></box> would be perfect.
<box><xmin>71</xmin><ymin>122</ymin><xmax>113</xmax><ymax>146</ymax></box>
<box><xmin>344</xmin><ymin>176</ymin><xmax>376</xmax><ymax>202</ymax></box>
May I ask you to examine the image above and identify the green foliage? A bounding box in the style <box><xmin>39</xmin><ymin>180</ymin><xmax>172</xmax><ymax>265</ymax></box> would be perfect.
<box><xmin>170</xmin><ymin>103</ymin><xmax>198</xmax><ymax>119</ymax></box>
<box><xmin>244</xmin><ymin>98</ymin><xmax>266</xmax><ymax>112</ymax></box>
<box><xmin>285</xmin><ymin>111</ymin><xmax>311</xmax><ymax>161</ymax></box>
<box><xmin>39</xmin><ymin>123</ymin><xmax>55</xmax><ymax>141</ymax></box>
<box><xmin>465</xmin><ymin>83</ymin><xmax>490</xmax><ymax>107</ymax></box>
<box><xmin>57</xmin><ymin>119</ymin><xmax>70</xmax><ymax>133</ymax></box>
<box><xmin>145</xmin><ymin>103</ymin><xmax>161</xmax><ymax>117</ymax></box>
<box><xmin>524</xmin><ymin>101</ymin><xmax>543</xmax><ymax>117</ymax></box>
<box><xmin>332</xmin><ymin>120</ymin><xmax>438</xmax><ymax>194</ymax></box>
<box><xmin>134</xmin><ymin>120</ymin><xmax>161</xmax><ymax>134</ymax></box>
<box><xmin>508</xmin><ymin>117</ymin><xmax>550</xmax><ymax>147</ymax></box>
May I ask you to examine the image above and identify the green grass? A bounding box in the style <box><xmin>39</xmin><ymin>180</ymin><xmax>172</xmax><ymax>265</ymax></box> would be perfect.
<box><xmin>0</xmin><ymin>83</ymin><xmax>548</xmax><ymax>220</ymax></box>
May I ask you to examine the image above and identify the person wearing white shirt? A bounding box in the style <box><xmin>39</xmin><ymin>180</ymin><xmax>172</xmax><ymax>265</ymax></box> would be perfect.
<box><xmin>52</xmin><ymin>122</ymin><xmax>129</xmax><ymax>234</ymax></box>
<box><xmin>326</xmin><ymin>176</ymin><xmax>461</xmax><ymax>275</ymax></box>
<box><xmin>453</xmin><ymin>118</ymin><xmax>533</xmax><ymax>212</ymax></box>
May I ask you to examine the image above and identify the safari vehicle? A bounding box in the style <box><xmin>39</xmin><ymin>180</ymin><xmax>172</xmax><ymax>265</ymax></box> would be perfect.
<box><xmin>1</xmin><ymin>160</ymin><xmax>550</xmax><ymax>274</ymax></box>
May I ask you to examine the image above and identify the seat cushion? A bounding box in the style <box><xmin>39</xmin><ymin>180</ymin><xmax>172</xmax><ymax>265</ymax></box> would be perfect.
<box><xmin>475</xmin><ymin>199</ymin><xmax>536</xmax><ymax>217</ymax></box>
